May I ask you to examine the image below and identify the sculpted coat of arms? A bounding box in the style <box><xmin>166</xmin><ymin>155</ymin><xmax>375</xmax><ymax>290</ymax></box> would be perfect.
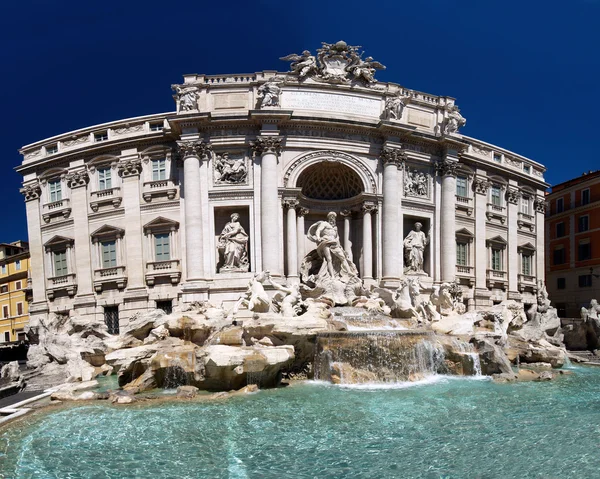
<box><xmin>280</xmin><ymin>40</ymin><xmax>386</xmax><ymax>86</ymax></box>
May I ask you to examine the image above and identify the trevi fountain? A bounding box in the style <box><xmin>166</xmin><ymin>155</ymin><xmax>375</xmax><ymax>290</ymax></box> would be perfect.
<box><xmin>3</xmin><ymin>41</ymin><xmax>600</xmax><ymax>478</ymax></box>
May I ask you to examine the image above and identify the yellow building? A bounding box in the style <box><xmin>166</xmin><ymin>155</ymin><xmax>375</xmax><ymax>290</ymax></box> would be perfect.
<box><xmin>0</xmin><ymin>241</ymin><xmax>30</xmax><ymax>343</ymax></box>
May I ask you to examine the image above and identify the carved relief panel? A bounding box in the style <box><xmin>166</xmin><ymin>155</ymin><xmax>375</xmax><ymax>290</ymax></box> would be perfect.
<box><xmin>213</xmin><ymin>151</ymin><xmax>249</xmax><ymax>186</ymax></box>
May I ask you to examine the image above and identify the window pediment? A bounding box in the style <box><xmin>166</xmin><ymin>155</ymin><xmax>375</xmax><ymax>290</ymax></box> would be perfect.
<box><xmin>486</xmin><ymin>235</ymin><xmax>507</xmax><ymax>249</ymax></box>
<box><xmin>456</xmin><ymin>227</ymin><xmax>474</xmax><ymax>242</ymax></box>
<box><xmin>44</xmin><ymin>235</ymin><xmax>74</xmax><ymax>252</ymax></box>
<box><xmin>91</xmin><ymin>225</ymin><xmax>125</xmax><ymax>241</ymax></box>
<box><xmin>518</xmin><ymin>242</ymin><xmax>536</xmax><ymax>253</ymax></box>
<box><xmin>144</xmin><ymin>217</ymin><xmax>179</xmax><ymax>234</ymax></box>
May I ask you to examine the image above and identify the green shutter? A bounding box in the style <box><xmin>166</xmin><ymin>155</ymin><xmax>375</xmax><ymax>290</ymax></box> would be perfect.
<box><xmin>155</xmin><ymin>234</ymin><xmax>170</xmax><ymax>261</ymax></box>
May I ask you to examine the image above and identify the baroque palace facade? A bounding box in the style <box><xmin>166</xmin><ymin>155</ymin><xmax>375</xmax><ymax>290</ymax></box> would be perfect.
<box><xmin>18</xmin><ymin>41</ymin><xmax>548</xmax><ymax>330</ymax></box>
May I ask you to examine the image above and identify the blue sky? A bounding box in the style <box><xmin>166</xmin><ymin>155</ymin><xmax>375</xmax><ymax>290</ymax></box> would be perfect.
<box><xmin>1</xmin><ymin>0</ymin><xmax>599</xmax><ymax>241</ymax></box>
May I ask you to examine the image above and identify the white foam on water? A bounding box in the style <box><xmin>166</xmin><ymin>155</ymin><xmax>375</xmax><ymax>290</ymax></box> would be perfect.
<box><xmin>345</xmin><ymin>325</ymin><xmax>408</xmax><ymax>331</ymax></box>
<box><xmin>304</xmin><ymin>374</ymin><xmax>492</xmax><ymax>391</ymax></box>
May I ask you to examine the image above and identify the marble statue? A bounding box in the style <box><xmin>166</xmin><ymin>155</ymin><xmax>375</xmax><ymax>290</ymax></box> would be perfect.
<box><xmin>438</xmin><ymin>282</ymin><xmax>455</xmax><ymax>316</ymax></box>
<box><xmin>373</xmin><ymin>279</ymin><xmax>422</xmax><ymax>320</ymax></box>
<box><xmin>279</xmin><ymin>50</ymin><xmax>319</xmax><ymax>79</ymax></box>
<box><xmin>217</xmin><ymin>213</ymin><xmax>249</xmax><ymax>272</ymax></box>
<box><xmin>581</xmin><ymin>299</ymin><xmax>600</xmax><ymax>320</ymax></box>
<box><xmin>231</xmin><ymin>271</ymin><xmax>271</xmax><ymax>315</ymax></box>
<box><xmin>214</xmin><ymin>153</ymin><xmax>247</xmax><ymax>184</ymax></box>
<box><xmin>352</xmin><ymin>292</ymin><xmax>391</xmax><ymax>315</ymax></box>
<box><xmin>403</xmin><ymin>222</ymin><xmax>430</xmax><ymax>275</ymax></box>
<box><xmin>404</xmin><ymin>168</ymin><xmax>429</xmax><ymax>198</ymax></box>
<box><xmin>307</xmin><ymin>212</ymin><xmax>354</xmax><ymax>280</ymax></box>
<box><xmin>383</xmin><ymin>94</ymin><xmax>408</xmax><ymax>120</ymax></box>
<box><xmin>257</xmin><ymin>78</ymin><xmax>282</xmax><ymax>108</ymax></box>
<box><xmin>444</xmin><ymin>105</ymin><xmax>466</xmax><ymax>134</ymax></box>
<box><xmin>271</xmin><ymin>281</ymin><xmax>303</xmax><ymax>317</ymax></box>
<box><xmin>172</xmin><ymin>85</ymin><xmax>199</xmax><ymax>112</ymax></box>
<box><xmin>345</xmin><ymin>54</ymin><xmax>385</xmax><ymax>85</ymax></box>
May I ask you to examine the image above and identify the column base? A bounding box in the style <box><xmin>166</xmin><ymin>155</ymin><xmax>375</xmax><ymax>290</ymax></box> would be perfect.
<box><xmin>181</xmin><ymin>281</ymin><xmax>211</xmax><ymax>303</ymax></box>
<box><xmin>507</xmin><ymin>290</ymin><xmax>522</xmax><ymax>301</ymax></box>
<box><xmin>379</xmin><ymin>277</ymin><xmax>401</xmax><ymax>289</ymax></box>
<box><xmin>474</xmin><ymin>288</ymin><xmax>492</xmax><ymax>309</ymax></box>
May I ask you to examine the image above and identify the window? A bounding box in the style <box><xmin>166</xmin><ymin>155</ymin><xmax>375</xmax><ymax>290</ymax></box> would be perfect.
<box><xmin>156</xmin><ymin>300</ymin><xmax>172</xmax><ymax>314</ymax></box>
<box><xmin>556</xmin><ymin>197</ymin><xmax>564</xmax><ymax>213</ymax></box>
<box><xmin>557</xmin><ymin>278</ymin><xmax>566</xmax><ymax>290</ymax></box>
<box><xmin>0</xmin><ymin>285</ymin><xmax>7</xmax><ymax>294</ymax></box>
<box><xmin>15</xmin><ymin>281</ymin><xmax>21</xmax><ymax>290</ymax></box>
<box><xmin>456</xmin><ymin>242</ymin><xmax>468</xmax><ymax>266</ymax></box>
<box><xmin>2</xmin><ymin>305</ymin><xmax>8</xmax><ymax>318</ymax></box>
<box><xmin>3</xmin><ymin>332</ymin><xmax>8</xmax><ymax>343</ymax></box>
<box><xmin>48</xmin><ymin>179</ymin><xmax>62</xmax><ymax>202</ymax></box>
<box><xmin>154</xmin><ymin>233</ymin><xmax>171</xmax><ymax>261</ymax></box>
<box><xmin>491</xmin><ymin>248</ymin><xmax>502</xmax><ymax>271</ymax></box>
<box><xmin>151</xmin><ymin>159</ymin><xmax>167</xmax><ymax>181</ymax></box>
<box><xmin>493</xmin><ymin>153</ymin><xmax>502</xmax><ymax>163</ymax></box>
<box><xmin>1</xmin><ymin>265</ymin><xmax>5</xmax><ymax>274</ymax></box>
<box><xmin>556</xmin><ymin>222</ymin><xmax>565</xmax><ymax>238</ymax></box>
<box><xmin>520</xmin><ymin>196</ymin><xmax>530</xmax><ymax>215</ymax></box>
<box><xmin>456</xmin><ymin>176</ymin><xmax>468</xmax><ymax>197</ymax></box>
<box><xmin>98</xmin><ymin>167</ymin><xmax>112</xmax><ymax>190</ymax></box>
<box><xmin>94</xmin><ymin>131</ymin><xmax>108</xmax><ymax>142</ymax></box>
<box><xmin>53</xmin><ymin>250</ymin><xmax>68</xmax><ymax>276</ymax></box>
<box><xmin>101</xmin><ymin>240</ymin><xmax>117</xmax><ymax>268</ymax></box>
<box><xmin>522</xmin><ymin>254</ymin><xmax>532</xmax><ymax>276</ymax></box>
<box><xmin>491</xmin><ymin>186</ymin><xmax>502</xmax><ymax>206</ymax></box>
<box><xmin>104</xmin><ymin>306</ymin><xmax>120</xmax><ymax>335</ymax></box>
<box><xmin>579</xmin><ymin>215</ymin><xmax>589</xmax><ymax>232</ymax></box>
<box><xmin>15</xmin><ymin>260</ymin><xmax>21</xmax><ymax>271</ymax></box>
<box><xmin>150</xmin><ymin>122</ymin><xmax>164</xmax><ymax>132</ymax></box>
<box><xmin>16</xmin><ymin>302</ymin><xmax>23</xmax><ymax>316</ymax></box>
<box><xmin>578</xmin><ymin>243</ymin><xmax>592</xmax><ymax>261</ymax></box>
<box><xmin>46</xmin><ymin>144</ymin><xmax>58</xmax><ymax>155</ymax></box>
<box><xmin>553</xmin><ymin>248</ymin><xmax>565</xmax><ymax>265</ymax></box>
<box><xmin>579</xmin><ymin>275</ymin><xmax>593</xmax><ymax>287</ymax></box>
<box><xmin>582</xmin><ymin>188</ymin><xmax>590</xmax><ymax>206</ymax></box>
<box><xmin>523</xmin><ymin>165</ymin><xmax>531</xmax><ymax>174</ymax></box>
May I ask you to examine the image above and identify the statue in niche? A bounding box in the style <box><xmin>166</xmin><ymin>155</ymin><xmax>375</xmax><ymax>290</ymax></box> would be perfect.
<box><xmin>214</xmin><ymin>153</ymin><xmax>247</xmax><ymax>184</ymax></box>
<box><xmin>257</xmin><ymin>77</ymin><xmax>283</xmax><ymax>108</ymax></box>
<box><xmin>300</xmin><ymin>211</ymin><xmax>364</xmax><ymax>306</ymax></box>
<box><xmin>279</xmin><ymin>50</ymin><xmax>319</xmax><ymax>79</ymax></box>
<box><xmin>404</xmin><ymin>168</ymin><xmax>429</xmax><ymax>198</ymax></box>
<box><xmin>383</xmin><ymin>94</ymin><xmax>408</xmax><ymax>120</ymax></box>
<box><xmin>403</xmin><ymin>222</ymin><xmax>430</xmax><ymax>275</ymax></box>
<box><xmin>444</xmin><ymin>105</ymin><xmax>466</xmax><ymax>134</ymax></box>
<box><xmin>172</xmin><ymin>85</ymin><xmax>199</xmax><ymax>112</ymax></box>
<box><xmin>217</xmin><ymin>213</ymin><xmax>249</xmax><ymax>272</ymax></box>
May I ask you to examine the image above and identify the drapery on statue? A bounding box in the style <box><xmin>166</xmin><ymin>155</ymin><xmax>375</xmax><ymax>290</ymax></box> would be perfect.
<box><xmin>403</xmin><ymin>222</ymin><xmax>430</xmax><ymax>274</ymax></box>
<box><xmin>214</xmin><ymin>153</ymin><xmax>247</xmax><ymax>184</ymax></box>
<box><xmin>172</xmin><ymin>85</ymin><xmax>199</xmax><ymax>111</ymax></box>
<box><xmin>307</xmin><ymin>212</ymin><xmax>354</xmax><ymax>279</ymax></box>
<box><xmin>217</xmin><ymin>213</ymin><xmax>249</xmax><ymax>272</ymax></box>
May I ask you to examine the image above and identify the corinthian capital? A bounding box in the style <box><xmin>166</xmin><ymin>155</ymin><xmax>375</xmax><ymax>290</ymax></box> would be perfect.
<box><xmin>472</xmin><ymin>177</ymin><xmax>490</xmax><ymax>195</ymax></box>
<box><xmin>533</xmin><ymin>197</ymin><xmax>546</xmax><ymax>214</ymax></box>
<box><xmin>117</xmin><ymin>157</ymin><xmax>143</xmax><ymax>177</ymax></box>
<box><xmin>435</xmin><ymin>159</ymin><xmax>459</xmax><ymax>177</ymax></box>
<box><xmin>251</xmin><ymin>136</ymin><xmax>282</xmax><ymax>156</ymax></box>
<box><xmin>65</xmin><ymin>171</ymin><xmax>90</xmax><ymax>189</ymax></box>
<box><xmin>177</xmin><ymin>140</ymin><xmax>212</xmax><ymax>160</ymax></box>
<box><xmin>380</xmin><ymin>147</ymin><xmax>405</xmax><ymax>167</ymax></box>
<box><xmin>20</xmin><ymin>182</ymin><xmax>41</xmax><ymax>202</ymax></box>
<box><xmin>506</xmin><ymin>187</ymin><xmax>521</xmax><ymax>205</ymax></box>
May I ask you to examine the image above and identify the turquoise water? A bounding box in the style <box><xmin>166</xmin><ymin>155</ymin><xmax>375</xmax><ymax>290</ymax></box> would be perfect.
<box><xmin>2</xmin><ymin>367</ymin><xmax>600</xmax><ymax>478</ymax></box>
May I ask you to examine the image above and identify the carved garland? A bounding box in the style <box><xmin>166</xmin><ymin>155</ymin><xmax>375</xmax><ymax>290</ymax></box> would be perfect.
<box><xmin>472</xmin><ymin>177</ymin><xmax>491</xmax><ymax>195</ymax></box>
<box><xmin>117</xmin><ymin>158</ymin><xmax>143</xmax><ymax>177</ymax></box>
<box><xmin>533</xmin><ymin>197</ymin><xmax>546</xmax><ymax>214</ymax></box>
<box><xmin>506</xmin><ymin>187</ymin><xmax>521</xmax><ymax>205</ymax></box>
<box><xmin>283</xmin><ymin>150</ymin><xmax>377</xmax><ymax>193</ymax></box>
<box><xmin>380</xmin><ymin>147</ymin><xmax>406</xmax><ymax>168</ymax></box>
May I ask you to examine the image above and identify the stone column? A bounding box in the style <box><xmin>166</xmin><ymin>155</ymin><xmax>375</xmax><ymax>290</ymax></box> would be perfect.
<box><xmin>473</xmin><ymin>176</ymin><xmax>491</xmax><ymax>306</ymax></box>
<box><xmin>297</xmin><ymin>207</ymin><xmax>308</xmax><ymax>273</ymax></box>
<box><xmin>506</xmin><ymin>186</ymin><xmax>521</xmax><ymax>299</ymax></box>
<box><xmin>20</xmin><ymin>183</ymin><xmax>47</xmax><ymax>313</ymax></box>
<box><xmin>65</xmin><ymin>171</ymin><xmax>94</xmax><ymax>302</ymax></box>
<box><xmin>117</xmin><ymin>154</ymin><xmax>145</xmax><ymax>290</ymax></box>
<box><xmin>284</xmin><ymin>199</ymin><xmax>298</xmax><ymax>279</ymax></box>
<box><xmin>362</xmin><ymin>203</ymin><xmax>376</xmax><ymax>280</ymax></box>
<box><xmin>178</xmin><ymin>140</ymin><xmax>212</xmax><ymax>282</ymax></box>
<box><xmin>380</xmin><ymin>147</ymin><xmax>405</xmax><ymax>282</ymax></box>
<box><xmin>534</xmin><ymin>196</ymin><xmax>546</xmax><ymax>286</ymax></box>
<box><xmin>341</xmin><ymin>209</ymin><xmax>353</xmax><ymax>262</ymax></box>
<box><xmin>252</xmin><ymin>136</ymin><xmax>282</xmax><ymax>275</ymax></box>
<box><xmin>437</xmin><ymin>157</ymin><xmax>458</xmax><ymax>283</ymax></box>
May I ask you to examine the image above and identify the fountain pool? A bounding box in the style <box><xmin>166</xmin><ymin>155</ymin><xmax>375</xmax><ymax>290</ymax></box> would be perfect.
<box><xmin>1</xmin><ymin>366</ymin><xmax>599</xmax><ymax>478</ymax></box>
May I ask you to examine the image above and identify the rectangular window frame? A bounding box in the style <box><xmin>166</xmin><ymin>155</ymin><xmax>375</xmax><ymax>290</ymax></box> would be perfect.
<box><xmin>491</xmin><ymin>248</ymin><xmax>502</xmax><ymax>271</ymax></box>
<box><xmin>582</xmin><ymin>188</ymin><xmax>590</xmax><ymax>206</ymax></box>
<box><xmin>553</xmin><ymin>247</ymin><xmax>566</xmax><ymax>265</ymax></box>
<box><xmin>53</xmin><ymin>250</ymin><xmax>68</xmax><ymax>277</ymax></box>
<box><xmin>456</xmin><ymin>176</ymin><xmax>468</xmax><ymax>198</ymax></box>
<box><xmin>154</xmin><ymin>233</ymin><xmax>171</xmax><ymax>262</ymax></box>
<box><xmin>557</xmin><ymin>277</ymin><xmax>566</xmax><ymax>290</ymax></box>
<box><xmin>2</xmin><ymin>305</ymin><xmax>9</xmax><ymax>319</ymax></box>
<box><xmin>16</xmin><ymin>302</ymin><xmax>23</xmax><ymax>316</ymax></box>
<box><xmin>48</xmin><ymin>179</ymin><xmax>62</xmax><ymax>203</ymax></box>
<box><xmin>94</xmin><ymin>131</ymin><xmax>108</xmax><ymax>142</ymax></box>
<box><xmin>150</xmin><ymin>122</ymin><xmax>164</xmax><ymax>132</ymax></box>
<box><xmin>151</xmin><ymin>158</ymin><xmax>167</xmax><ymax>181</ymax></box>
<box><xmin>101</xmin><ymin>240</ymin><xmax>118</xmax><ymax>268</ymax></box>
<box><xmin>491</xmin><ymin>186</ymin><xmax>502</xmax><ymax>206</ymax></box>
<box><xmin>98</xmin><ymin>167</ymin><xmax>112</xmax><ymax>191</ymax></box>
<box><xmin>555</xmin><ymin>222</ymin><xmax>565</xmax><ymax>238</ymax></box>
<box><xmin>579</xmin><ymin>215</ymin><xmax>589</xmax><ymax>233</ymax></box>
<box><xmin>578</xmin><ymin>242</ymin><xmax>592</xmax><ymax>262</ymax></box>
<box><xmin>456</xmin><ymin>242</ymin><xmax>468</xmax><ymax>266</ymax></box>
<box><xmin>579</xmin><ymin>275</ymin><xmax>593</xmax><ymax>288</ymax></box>
<box><xmin>556</xmin><ymin>197</ymin><xmax>564</xmax><ymax>213</ymax></box>
<box><xmin>522</xmin><ymin>254</ymin><xmax>532</xmax><ymax>276</ymax></box>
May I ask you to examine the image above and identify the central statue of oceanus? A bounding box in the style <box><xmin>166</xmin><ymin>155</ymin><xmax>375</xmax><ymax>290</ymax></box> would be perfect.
<box><xmin>300</xmin><ymin>211</ymin><xmax>364</xmax><ymax>305</ymax></box>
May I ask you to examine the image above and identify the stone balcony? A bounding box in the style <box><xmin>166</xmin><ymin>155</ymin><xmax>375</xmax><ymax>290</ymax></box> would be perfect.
<box><xmin>486</xmin><ymin>269</ymin><xmax>508</xmax><ymax>289</ymax></box>
<box><xmin>145</xmin><ymin>259</ymin><xmax>181</xmax><ymax>286</ymax></box>
<box><xmin>46</xmin><ymin>273</ymin><xmax>77</xmax><ymax>300</ymax></box>
<box><xmin>93</xmin><ymin>266</ymin><xmax>127</xmax><ymax>292</ymax></box>
<box><xmin>518</xmin><ymin>274</ymin><xmax>537</xmax><ymax>293</ymax></box>
<box><xmin>42</xmin><ymin>198</ymin><xmax>71</xmax><ymax>223</ymax></box>
<box><xmin>455</xmin><ymin>264</ymin><xmax>475</xmax><ymax>286</ymax></box>
<box><xmin>90</xmin><ymin>187</ymin><xmax>122</xmax><ymax>212</ymax></box>
<box><xmin>486</xmin><ymin>203</ymin><xmax>506</xmax><ymax>224</ymax></box>
<box><xmin>517</xmin><ymin>212</ymin><xmax>535</xmax><ymax>232</ymax></box>
<box><xmin>455</xmin><ymin>196</ymin><xmax>473</xmax><ymax>216</ymax></box>
<box><xmin>142</xmin><ymin>179</ymin><xmax>177</xmax><ymax>202</ymax></box>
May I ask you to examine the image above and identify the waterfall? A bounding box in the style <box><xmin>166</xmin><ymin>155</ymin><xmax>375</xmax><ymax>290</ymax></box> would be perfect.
<box><xmin>161</xmin><ymin>357</ymin><xmax>190</xmax><ymax>389</ymax></box>
<box><xmin>314</xmin><ymin>331</ymin><xmax>447</xmax><ymax>384</ymax></box>
<box><xmin>449</xmin><ymin>339</ymin><xmax>482</xmax><ymax>377</ymax></box>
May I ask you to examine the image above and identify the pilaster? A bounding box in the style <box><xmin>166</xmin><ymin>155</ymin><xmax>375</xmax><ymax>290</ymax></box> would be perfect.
<box><xmin>473</xmin><ymin>175</ymin><xmax>492</xmax><ymax>307</ymax></box>
<box><xmin>506</xmin><ymin>184</ymin><xmax>521</xmax><ymax>300</ymax></box>
<box><xmin>436</xmin><ymin>152</ymin><xmax>459</xmax><ymax>283</ymax></box>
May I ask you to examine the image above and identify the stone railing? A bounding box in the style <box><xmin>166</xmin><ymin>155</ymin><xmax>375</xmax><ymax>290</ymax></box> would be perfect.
<box><xmin>456</xmin><ymin>265</ymin><xmax>473</xmax><ymax>275</ymax></box>
<box><xmin>486</xmin><ymin>269</ymin><xmax>508</xmax><ymax>289</ymax></box>
<box><xmin>145</xmin><ymin>259</ymin><xmax>181</xmax><ymax>286</ymax></box>
<box><xmin>486</xmin><ymin>203</ymin><xmax>506</xmax><ymax>224</ymax></box>
<box><xmin>203</xmin><ymin>74</ymin><xmax>257</xmax><ymax>85</ymax></box>
<box><xmin>93</xmin><ymin>266</ymin><xmax>127</xmax><ymax>292</ymax></box>
<box><xmin>90</xmin><ymin>187</ymin><xmax>122</xmax><ymax>212</ymax></box>
<box><xmin>46</xmin><ymin>273</ymin><xmax>77</xmax><ymax>300</ymax></box>
<box><xmin>142</xmin><ymin>179</ymin><xmax>177</xmax><ymax>202</ymax></box>
<box><xmin>42</xmin><ymin>198</ymin><xmax>71</xmax><ymax>223</ymax></box>
<box><xmin>518</xmin><ymin>274</ymin><xmax>536</xmax><ymax>283</ymax></box>
<box><xmin>455</xmin><ymin>196</ymin><xmax>473</xmax><ymax>216</ymax></box>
